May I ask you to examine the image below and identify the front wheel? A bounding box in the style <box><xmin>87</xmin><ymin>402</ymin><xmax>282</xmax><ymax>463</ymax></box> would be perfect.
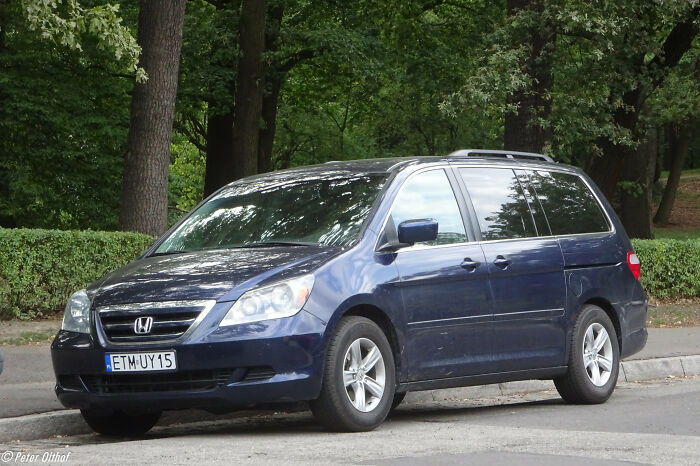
<box><xmin>554</xmin><ymin>305</ymin><xmax>620</xmax><ymax>404</ymax></box>
<box><xmin>310</xmin><ymin>316</ymin><xmax>396</xmax><ymax>432</ymax></box>
<box><xmin>81</xmin><ymin>409</ymin><xmax>161</xmax><ymax>437</ymax></box>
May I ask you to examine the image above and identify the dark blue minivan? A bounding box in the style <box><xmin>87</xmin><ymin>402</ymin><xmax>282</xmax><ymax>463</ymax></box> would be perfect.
<box><xmin>52</xmin><ymin>150</ymin><xmax>648</xmax><ymax>435</ymax></box>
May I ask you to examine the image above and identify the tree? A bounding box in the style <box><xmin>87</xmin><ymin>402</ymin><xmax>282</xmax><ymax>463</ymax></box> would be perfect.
<box><xmin>503</xmin><ymin>0</ymin><xmax>554</xmax><ymax>153</ymax></box>
<box><xmin>654</xmin><ymin>123</ymin><xmax>692</xmax><ymax>224</ymax></box>
<box><xmin>119</xmin><ymin>0</ymin><xmax>186</xmax><ymax>236</ymax></box>
<box><xmin>450</xmin><ymin>0</ymin><xmax>698</xmax><ymax>238</ymax></box>
<box><xmin>586</xmin><ymin>5</ymin><xmax>699</xmax><ymax>202</ymax></box>
<box><xmin>20</xmin><ymin>0</ymin><xmax>143</xmax><ymax>79</ymax></box>
<box><xmin>0</xmin><ymin>0</ymin><xmax>140</xmax><ymax>229</ymax></box>
<box><xmin>230</xmin><ymin>0</ymin><xmax>266</xmax><ymax>180</ymax></box>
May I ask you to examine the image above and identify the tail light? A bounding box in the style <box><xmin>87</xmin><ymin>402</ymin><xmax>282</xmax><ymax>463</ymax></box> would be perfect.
<box><xmin>627</xmin><ymin>251</ymin><xmax>641</xmax><ymax>280</ymax></box>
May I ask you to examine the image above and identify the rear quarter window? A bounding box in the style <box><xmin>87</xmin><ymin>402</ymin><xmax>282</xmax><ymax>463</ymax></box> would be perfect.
<box><xmin>528</xmin><ymin>171</ymin><xmax>609</xmax><ymax>235</ymax></box>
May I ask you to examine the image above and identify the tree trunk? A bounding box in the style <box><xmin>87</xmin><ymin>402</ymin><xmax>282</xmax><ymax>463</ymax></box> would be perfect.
<box><xmin>586</xmin><ymin>90</ymin><xmax>642</xmax><ymax>200</ymax></box>
<box><xmin>619</xmin><ymin>128</ymin><xmax>657</xmax><ymax>239</ymax></box>
<box><xmin>258</xmin><ymin>1</ymin><xmax>284</xmax><ymax>174</ymax></box>
<box><xmin>231</xmin><ymin>0</ymin><xmax>266</xmax><ymax>180</ymax></box>
<box><xmin>203</xmin><ymin>108</ymin><xmax>235</xmax><ymax>197</ymax></box>
<box><xmin>503</xmin><ymin>0</ymin><xmax>553</xmax><ymax>153</ymax></box>
<box><xmin>119</xmin><ymin>0</ymin><xmax>186</xmax><ymax>236</ymax></box>
<box><xmin>654</xmin><ymin>123</ymin><xmax>691</xmax><ymax>225</ymax></box>
<box><xmin>258</xmin><ymin>75</ymin><xmax>282</xmax><ymax>173</ymax></box>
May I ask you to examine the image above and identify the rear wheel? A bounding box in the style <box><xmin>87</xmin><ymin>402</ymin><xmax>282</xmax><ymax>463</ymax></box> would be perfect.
<box><xmin>310</xmin><ymin>316</ymin><xmax>396</xmax><ymax>432</ymax></box>
<box><xmin>81</xmin><ymin>409</ymin><xmax>161</xmax><ymax>437</ymax></box>
<box><xmin>554</xmin><ymin>305</ymin><xmax>620</xmax><ymax>404</ymax></box>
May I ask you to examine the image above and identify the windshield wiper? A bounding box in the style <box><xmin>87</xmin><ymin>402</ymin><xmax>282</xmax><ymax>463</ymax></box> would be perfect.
<box><xmin>149</xmin><ymin>250</ymin><xmax>194</xmax><ymax>257</ymax></box>
<box><xmin>237</xmin><ymin>241</ymin><xmax>319</xmax><ymax>248</ymax></box>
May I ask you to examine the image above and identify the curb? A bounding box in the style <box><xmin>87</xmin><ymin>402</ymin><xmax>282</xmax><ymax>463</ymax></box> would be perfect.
<box><xmin>0</xmin><ymin>407</ymin><xmax>284</xmax><ymax>444</ymax></box>
<box><xmin>404</xmin><ymin>354</ymin><xmax>700</xmax><ymax>405</ymax></box>
<box><xmin>1</xmin><ymin>354</ymin><xmax>699</xmax><ymax>443</ymax></box>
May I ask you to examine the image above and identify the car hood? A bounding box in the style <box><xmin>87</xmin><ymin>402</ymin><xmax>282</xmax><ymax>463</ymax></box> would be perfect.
<box><xmin>89</xmin><ymin>246</ymin><xmax>340</xmax><ymax>307</ymax></box>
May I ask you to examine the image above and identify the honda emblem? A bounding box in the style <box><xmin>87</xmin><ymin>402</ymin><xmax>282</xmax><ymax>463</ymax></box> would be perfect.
<box><xmin>134</xmin><ymin>316</ymin><xmax>154</xmax><ymax>334</ymax></box>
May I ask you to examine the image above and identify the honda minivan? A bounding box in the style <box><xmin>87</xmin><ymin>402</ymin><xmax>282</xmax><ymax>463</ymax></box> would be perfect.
<box><xmin>52</xmin><ymin>149</ymin><xmax>648</xmax><ymax>435</ymax></box>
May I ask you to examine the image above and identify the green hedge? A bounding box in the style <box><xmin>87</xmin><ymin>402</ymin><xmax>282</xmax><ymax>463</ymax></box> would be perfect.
<box><xmin>0</xmin><ymin>228</ymin><xmax>153</xmax><ymax>320</ymax></box>
<box><xmin>0</xmin><ymin>229</ymin><xmax>696</xmax><ymax>320</ymax></box>
<box><xmin>631</xmin><ymin>238</ymin><xmax>700</xmax><ymax>300</ymax></box>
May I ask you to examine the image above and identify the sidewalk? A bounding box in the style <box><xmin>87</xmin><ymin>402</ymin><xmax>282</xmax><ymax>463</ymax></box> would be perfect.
<box><xmin>0</xmin><ymin>327</ymin><xmax>699</xmax><ymax>441</ymax></box>
<box><xmin>0</xmin><ymin>345</ymin><xmax>62</xmax><ymax>417</ymax></box>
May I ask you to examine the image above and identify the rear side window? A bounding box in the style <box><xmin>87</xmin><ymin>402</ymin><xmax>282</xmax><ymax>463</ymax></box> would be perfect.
<box><xmin>459</xmin><ymin>168</ymin><xmax>537</xmax><ymax>241</ymax></box>
<box><xmin>528</xmin><ymin>171</ymin><xmax>609</xmax><ymax>235</ymax></box>
<box><xmin>390</xmin><ymin>169</ymin><xmax>467</xmax><ymax>246</ymax></box>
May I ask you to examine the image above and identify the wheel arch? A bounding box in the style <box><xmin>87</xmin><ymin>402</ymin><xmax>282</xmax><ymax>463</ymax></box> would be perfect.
<box><xmin>339</xmin><ymin>304</ymin><xmax>404</xmax><ymax>386</ymax></box>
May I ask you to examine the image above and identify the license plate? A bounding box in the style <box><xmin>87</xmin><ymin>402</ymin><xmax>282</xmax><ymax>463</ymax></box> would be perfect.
<box><xmin>105</xmin><ymin>351</ymin><xmax>176</xmax><ymax>372</ymax></box>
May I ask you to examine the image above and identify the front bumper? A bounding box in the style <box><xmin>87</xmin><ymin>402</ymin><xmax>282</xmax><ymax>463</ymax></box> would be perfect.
<box><xmin>51</xmin><ymin>310</ymin><xmax>327</xmax><ymax>411</ymax></box>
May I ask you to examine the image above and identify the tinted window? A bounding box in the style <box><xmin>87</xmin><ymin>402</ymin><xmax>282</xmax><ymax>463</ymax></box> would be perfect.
<box><xmin>515</xmin><ymin>169</ymin><xmax>551</xmax><ymax>236</ymax></box>
<box><xmin>528</xmin><ymin>171</ymin><xmax>609</xmax><ymax>235</ymax></box>
<box><xmin>459</xmin><ymin>168</ymin><xmax>537</xmax><ymax>241</ymax></box>
<box><xmin>390</xmin><ymin>169</ymin><xmax>467</xmax><ymax>246</ymax></box>
<box><xmin>155</xmin><ymin>174</ymin><xmax>387</xmax><ymax>253</ymax></box>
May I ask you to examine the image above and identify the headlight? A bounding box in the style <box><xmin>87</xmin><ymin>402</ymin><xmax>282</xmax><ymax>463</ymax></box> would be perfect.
<box><xmin>220</xmin><ymin>275</ymin><xmax>315</xmax><ymax>326</ymax></box>
<box><xmin>62</xmin><ymin>289</ymin><xmax>91</xmax><ymax>334</ymax></box>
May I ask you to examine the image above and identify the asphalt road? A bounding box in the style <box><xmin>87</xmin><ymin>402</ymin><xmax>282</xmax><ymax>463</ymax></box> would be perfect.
<box><xmin>2</xmin><ymin>376</ymin><xmax>698</xmax><ymax>465</ymax></box>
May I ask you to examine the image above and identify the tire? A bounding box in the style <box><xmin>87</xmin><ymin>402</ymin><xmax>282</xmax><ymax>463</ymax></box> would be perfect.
<box><xmin>554</xmin><ymin>305</ymin><xmax>620</xmax><ymax>404</ymax></box>
<box><xmin>81</xmin><ymin>409</ymin><xmax>161</xmax><ymax>437</ymax></box>
<box><xmin>390</xmin><ymin>392</ymin><xmax>406</xmax><ymax>412</ymax></box>
<box><xmin>310</xmin><ymin>316</ymin><xmax>396</xmax><ymax>432</ymax></box>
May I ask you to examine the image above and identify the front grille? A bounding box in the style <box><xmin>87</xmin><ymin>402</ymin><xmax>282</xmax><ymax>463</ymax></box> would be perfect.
<box><xmin>242</xmin><ymin>366</ymin><xmax>276</xmax><ymax>382</ymax></box>
<box><xmin>97</xmin><ymin>300</ymin><xmax>215</xmax><ymax>343</ymax></box>
<box><xmin>81</xmin><ymin>369</ymin><xmax>235</xmax><ymax>394</ymax></box>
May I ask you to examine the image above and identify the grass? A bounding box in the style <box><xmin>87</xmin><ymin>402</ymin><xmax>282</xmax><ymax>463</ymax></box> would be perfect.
<box><xmin>647</xmin><ymin>300</ymin><xmax>700</xmax><ymax>328</ymax></box>
<box><xmin>652</xmin><ymin>168</ymin><xmax>700</xmax><ymax>240</ymax></box>
<box><xmin>654</xmin><ymin>228</ymin><xmax>700</xmax><ymax>240</ymax></box>
<box><xmin>0</xmin><ymin>330</ymin><xmax>57</xmax><ymax>346</ymax></box>
<box><xmin>659</xmin><ymin>167</ymin><xmax>700</xmax><ymax>179</ymax></box>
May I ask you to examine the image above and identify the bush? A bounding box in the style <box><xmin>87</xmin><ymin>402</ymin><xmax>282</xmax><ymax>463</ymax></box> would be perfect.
<box><xmin>0</xmin><ymin>228</ymin><xmax>153</xmax><ymax>320</ymax></box>
<box><xmin>0</xmin><ymin>229</ymin><xmax>696</xmax><ymax>320</ymax></box>
<box><xmin>631</xmin><ymin>238</ymin><xmax>700</xmax><ymax>300</ymax></box>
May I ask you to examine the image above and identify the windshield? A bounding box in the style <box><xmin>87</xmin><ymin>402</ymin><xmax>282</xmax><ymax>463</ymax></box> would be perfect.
<box><xmin>154</xmin><ymin>173</ymin><xmax>388</xmax><ymax>254</ymax></box>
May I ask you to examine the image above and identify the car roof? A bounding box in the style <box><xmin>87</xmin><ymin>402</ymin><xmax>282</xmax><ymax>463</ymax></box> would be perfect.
<box><xmin>231</xmin><ymin>151</ymin><xmax>579</xmax><ymax>188</ymax></box>
<box><xmin>276</xmin><ymin>153</ymin><xmax>568</xmax><ymax>175</ymax></box>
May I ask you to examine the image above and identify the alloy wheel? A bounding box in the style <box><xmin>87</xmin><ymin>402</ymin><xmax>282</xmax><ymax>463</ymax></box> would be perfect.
<box><xmin>343</xmin><ymin>337</ymin><xmax>386</xmax><ymax>412</ymax></box>
<box><xmin>582</xmin><ymin>322</ymin><xmax>614</xmax><ymax>387</ymax></box>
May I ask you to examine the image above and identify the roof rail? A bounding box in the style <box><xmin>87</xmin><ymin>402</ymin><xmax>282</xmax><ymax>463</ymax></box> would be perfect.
<box><xmin>447</xmin><ymin>149</ymin><xmax>554</xmax><ymax>163</ymax></box>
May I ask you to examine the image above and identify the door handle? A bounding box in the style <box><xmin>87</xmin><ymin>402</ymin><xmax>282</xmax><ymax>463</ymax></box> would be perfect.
<box><xmin>460</xmin><ymin>258</ymin><xmax>480</xmax><ymax>271</ymax></box>
<box><xmin>493</xmin><ymin>255</ymin><xmax>511</xmax><ymax>269</ymax></box>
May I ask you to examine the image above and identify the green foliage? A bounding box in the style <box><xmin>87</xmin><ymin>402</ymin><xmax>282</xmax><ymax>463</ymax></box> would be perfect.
<box><xmin>0</xmin><ymin>227</ymin><xmax>153</xmax><ymax>319</ymax></box>
<box><xmin>21</xmin><ymin>0</ymin><xmax>145</xmax><ymax>80</ymax></box>
<box><xmin>446</xmin><ymin>0</ymin><xmax>699</xmax><ymax>166</ymax></box>
<box><xmin>274</xmin><ymin>0</ymin><xmax>503</xmax><ymax>168</ymax></box>
<box><xmin>0</xmin><ymin>1</ymin><xmax>136</xmax><ymax>230</ymax></box>
<box><xmin>2</xmin><ymin>0</ymin><xmax>698</xmax><ymax>237</ymax></box>
<box><xmin>631</xmin><ymin>238</ymin><xmax>700</xmax><ymax>300</ymax></box>
<box><xmin>168</xmin><ymin>133</ymin><xmax>205</xmax><ymax>226</ymax></box>
<box><xmin>175</xmin><ymin>0</ymin><xmax>239</xmax><ymax>141</ymax></box>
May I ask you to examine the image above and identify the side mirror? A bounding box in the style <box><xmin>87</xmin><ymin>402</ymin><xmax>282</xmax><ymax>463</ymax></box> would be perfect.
<box><xmin>397</xmin><ymin>219</ymin><xmax>438</xmax><ymax>245</ymax></box>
